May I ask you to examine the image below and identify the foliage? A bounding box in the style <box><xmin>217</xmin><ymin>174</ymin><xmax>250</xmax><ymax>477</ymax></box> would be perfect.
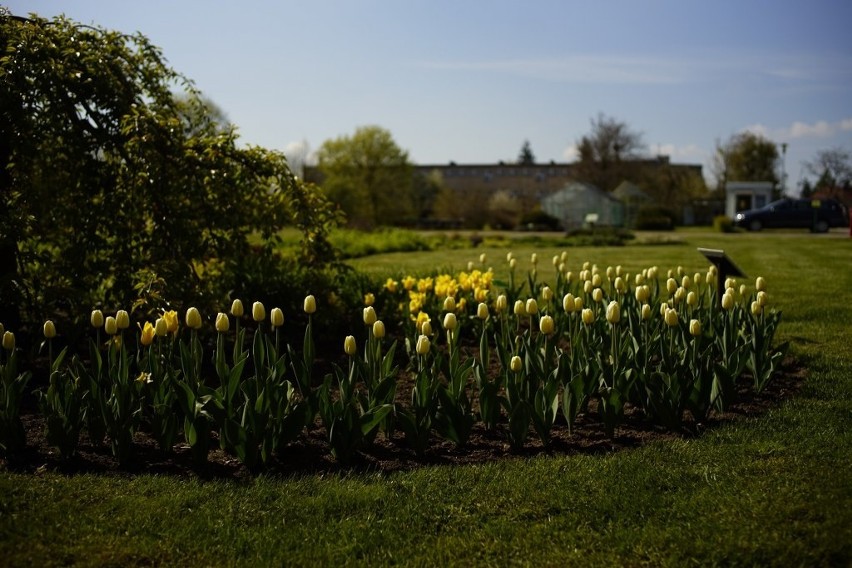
<box><xmin>712</xmin><ymin>131</ymin><xmax>780</xmax><ymax>190</ymax></box>
<box><xmin>713</xmin><ymin>215</ymin><xmax>734</xmax><ymax>233</ymax></box>
<box><xmin>517</xmin><ymin>140</ymin><xmax>535</xmax><ymax>165</ymax></box>
<box><xmin>0</xmin><ymin>336</ymin><xmax>31</xmax><ymax>453</ymax></box>
<box><xmin>804</xmin><ymin>146</ymin><xmax>852</xmax><ymax>200</ymax></box>
<box><xmin>0</xmin><ymin>13</ymin><xmax>340</xmax><ymax>333</ymax></box>
<box><xmin>316</xmin><ymin>125</ymin><xmax>414</xmax><ymax>228</ymax></box>
<box><xmin>518</xmin><ymin>210</ymin><xmax>561</xmax><ymax>231</ymax></box>
<box><xmin>573</xmin><ymin>113</ymin><xmax>646</xmax><ymax>192</ymax></box>
<box><xmin>635</xmin><ymin>205</ymin><xmax>676</xmax><ymax>230</ymax></box>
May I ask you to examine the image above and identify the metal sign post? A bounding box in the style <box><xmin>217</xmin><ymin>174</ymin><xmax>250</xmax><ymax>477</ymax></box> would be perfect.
<box><xmin>697</xmin><ymin>248</ymin><xmax>746</xmax><ymax>306</ymax></box>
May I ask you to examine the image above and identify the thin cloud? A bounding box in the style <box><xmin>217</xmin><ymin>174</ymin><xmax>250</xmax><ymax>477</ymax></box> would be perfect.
<box><xmin>745</xmin><ymin>118</ymin><xmax>852</xmax><ymax>141</ymax></box>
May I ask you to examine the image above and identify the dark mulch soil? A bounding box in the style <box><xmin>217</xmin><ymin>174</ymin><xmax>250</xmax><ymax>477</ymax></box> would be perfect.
<box><xmin>1</xmin><ymin>358</ymin><xmax>805</xmax><ymax>481</ymax></box>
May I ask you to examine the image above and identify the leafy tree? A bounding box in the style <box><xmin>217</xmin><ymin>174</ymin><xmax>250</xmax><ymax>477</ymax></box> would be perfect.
<box><xmin>712</xmin><ymin>132</ymin><xmax>780</xmax><ymax>190</ymax></box>
<box><xmin>0</xmin><ymin>13</ymin><xmax>339</xmax><ymax>330</ymax></box>
<box><xmin>804</xmin><ymin>147</ymin><xmax>852</xmax><ymax>196</ymax></box>
<box><xmin>573</xmin><ymin>113</ymin><xmax>646</xmax><ymax>191</ymax></box>
<box><xmin>517</xmin><ymin>140</ymin><xmax>535</xmax><ymax>165</ymax></box>
<box><xmin>316</xmin><ymin>126</ymin><xmax>413</xmax><ymax>228</ymax></box>
<box><xmin>411</xmin><ymin>169</ymin><xmax>443</xmax><ymax>221</ymax></box>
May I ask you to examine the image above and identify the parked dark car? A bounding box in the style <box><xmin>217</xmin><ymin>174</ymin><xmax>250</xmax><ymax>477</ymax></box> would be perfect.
<box><xmin>734</xmin><ymin>198</ymin><xmax>849</xmax><ymax>232</ymax></box>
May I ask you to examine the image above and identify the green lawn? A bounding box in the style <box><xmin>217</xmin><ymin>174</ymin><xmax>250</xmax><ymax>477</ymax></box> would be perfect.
<box><xmin>2</xmin><ymin>229</ymin><xmax>851</xmax><ymax>566</ymax></box>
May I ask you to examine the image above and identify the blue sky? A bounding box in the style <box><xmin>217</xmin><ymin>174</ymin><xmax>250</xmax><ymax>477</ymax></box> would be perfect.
<box><xmin>7</xmin><ymin>1</ymin><xmax>852</xmax><ymax>192</ymax></box>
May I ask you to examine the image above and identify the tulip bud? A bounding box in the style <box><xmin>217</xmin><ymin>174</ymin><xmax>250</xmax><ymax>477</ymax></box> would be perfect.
<box><xmin>163</xmin><ymin>310</ymin><xmax>179</xmax><ymax>333</ymax></box>
<box><xmin>722</xmin><ymin>292</ymin><xmax>735</xmax><ymax>311</ymax></box>
<box><xmin>2</xmin><ymin>331</ymin><xmax>15</xmax><ymax>351</ymax></box>
<box><xmin>495</xmin><ymin>294</ymin><xmax>508</xmax><ymax>313</ymax></box>
<box><xmin>664</xmin><ymin>308</ymin><xmax>679</xmax><ymax>327</ymax></box>
<box><xmin>706</xmin><ymin>271</ymin><xmax>715</xmax><ymax>287</ymax></box>
<box><xmin>480</xmin><ymin>253</ymin><xmax>487</xmax><ymax>264</ymax></box>
<box><xmin>635</xmin><ymin>285</ymin><xmax>649</xmax><ymax>303</ymax></box>
<box><xmin>416</xmin><ymin>334</ymin><xmax>430</xmax><ymax>355</ymax></box>
<box><xmin>694</xmin><ymin>272</ymin><xmax>702</xmax><ymax>286</ymax></box>
<box><xmin>344</xmin><ymin>335</ymin><xmax>357</xmax><ymax>356</ymax></box>
<box><xmin>140</xmin><ymin>321</ymin><xmax>156</xmax><ymax>346</ymax></box>
<box><xmin>689</xmin><ymin>319</ymin><xmax>701</xmax><ymax>337</ymax></box>
<box><xmin>635</xmin><ymin>273</ymin><xmax>645</xmax><ymax>286</ymax></box>
<box><xmin>605</xmin><ymin>301</ymin><xmax>620</xmax><ymax>324</ymax></box>
<box><xmin>755</xmin><ymin>276</ymin><xmax>767</xmax><ymax>292</ymax></box>
<box><xmin>674</xmin><ymin>287</ymin><xmax>686</xmax><ymax>305</ymax></box>
<box><xmin>215</xmin><ymin>313</ymin><xmax>230</xmax><ymax>333</ymax></box>
<box><xmin>513</xmin><ymin>300</ymin><xmax>526</xmax><ymax>316</ymax></box>
<box><xmin>105</xmin><ymin>316</ymin><xmax>118</xmax><ymax>336</ymax></box>
<box><xmin>677</xmin><ymin>265</ymin><xmax>685</xmax><ymax>277</ymax></box>
<box><xmin>443</xmin><ymin>296</ymin><xmax>456</xmax><ymax>312</ymax></box>
<box><xmin>271</xmin><ymin>307</ymin><xmax>284</xmax><ymax>328</ymax></box>
<box><xmin>443</xmin><ymin>312</ymin><xmax>457</xmax><ymax>331</ymax></box>
<box><xmin>477</xmin><ymin>303</ymin><xmax>489</xmax><ymax>320</ymax></box>
<box><xmin>681</xmin><ymin>275</ymin><xmax>692</xmax><ymax>290</ymax></box>
<box><xmin>43</xmin><ymin>320</ymin><xmax>56</xmax><ymax>339</ymax></box>
<box><xmin>185</xmin><ymin>307</ymin><xmax>202</xmax><ymax>330</ymax></box>
<box><xmin>606</xmin><ymin>266</ymin><xmax>615</xmax><ymax>280</ymax></box>
<box><xmin>592</xmin><ymin>288</ymin><xmax>603</xmax><ymax>303</ymax></box>
<box><xmin>467</xmin><ymin>261</ymin><xmax>474</xmax><ymax>271</ymax></box>
<box><xmin>687</xmin><ymin>291</ymin><xmax>697</xmax><ymax>307</ymax></box>
<box><xmin>583</xmin><ymin>280</ymin><xmax>593</xmax><ymax>294</ymax></box>
<box><xmin>531</xmin><ymin>253</ymin><xmax>538</xmax><ymax>265</ymax></box>
<box><xmin>154</xmin><ymin>317</ymin><xmax>168</xmax><ymax>337</ymax></box>
<box><xmin>724</xmin><ymin>277</ymin><xmax>736</xmax><ymax>290</ymax></box>
<box><xmin>574</xmin><ymin>297</ymin><xmax>584</xmax><ymax>311</ymax></box>
<box><xmin>506</xmin><ymin>251</ymin><xmax>514</xmax><ymax>262</ymax></box>
<box><xmin>373</xmin><ymin>320</ymin><xmax>385</xmax><ymax>339</ymax></box>
<box><xmin>509</xmin><ymin>258</ymin><xmax>517</xmax><ymax>270</ymax></box>
<box><xmin>231</xmin><ymin>299</ymin><xmax>244</xmax><ymax>317</ymax></box>
<box><xmin>510</xmin><ymin>355</ymin><xmax>522</xmax><ymax>373</ymax></box>
<box><xmin>91</xmin><ymin>309</ymin><xmax>104</xmax><ymax>328</ymax></box>
<box><xmin>708</xmin><ymin>265</ymin><xmax>717</xmax><ymax>278</ymax></box>
<box><xmin>592</xmin><ymin>274</ymin><xmax>602</xmax><ymax>288</ymax></box>
<box><xmin>421</xmin><ymin>320</ymin><xmax>432</xmax><ymax>337</ymax></box>
<box><xmin>539</xmin><ymin>315</ymin><xmax>555</xmax><ymax>335</ymax></box>
<box><xmin>116</xmin><ymin>310</ymin><xmax>130</xmax><ymax>330</ymax></box>
<box><xmin>641</xmin><ymin>303</ymin><xmax>651</xmax><ymax>321</ymax></box>
<box><xmin>581</xmin><ymin>308</ymin><xmax>595</xmax><ymax>325</ymax></box>
<box><xmin>739</xmin><ymin>284</ymin><xmax>748</xmax><ymax>298</ymax></box>
<box><xmin>562</xmin><ymin>293</ymin><xmax>575</xmax><ymax>313</ymax></box>
<box><xmin>364</xmin><ymin>292</ymin><xmax>375</xmax><ymax>307</ymax></box>
<box><xmin>363</xmin><ymin>306</ymin><xmax>377</xmax><ymax>326</ymax></box>
<box><xmin>751</xmin><ymin>301</ymin><xmax>762</xmax><ymax>316</ymax></box>
<box><xmin>660</xmin><ymin>302</ymin><xmax>669</xmax><ymax>317</ymax></box>
<box><xmin>757</xmin><ymin>291</ymin><xmax>768</xmax><ymax>307</ymax></box>
<box><xmin>582</xmin><ymin>261</ymin><xmax>590</xmax><ymax>270</ymax></box>
<box><xmin>252</xmin><ymin>301</ymin><xmax>266</xmax><ymax>322</ymax></box>
<box><xmin>541</xmin><ymin>286</ymin><xmax>553</xmax><ymax>302</ymax></box>
<box><xmin>525</xmin><ymin>298</ymin><xmax>538</xmax><ymax>315</ymax></box>
<box><xmin>304</xmin><ymin>295</ymin><xmax>317</xmax><ymax>314</ymax></box>
<box><xmin>614</xmin><ymin>277</ymin><xmax>626</xmax><ymax>293</ymax></box>
<box><xmin>666</xmin><ymin>278</ymin><xmax>677</xmax><ymax>294</ymax></box>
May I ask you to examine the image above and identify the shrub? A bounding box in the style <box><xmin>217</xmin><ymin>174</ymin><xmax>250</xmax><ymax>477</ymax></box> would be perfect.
<box><xmin>635</xmin><ymin>206</ymin><xmax>676</xmax><ymax>230</ymax></box>
<box><xmin>713</xmin><ymin>215</ymin><xmax>735</xmax><ymax>233</ymax></box>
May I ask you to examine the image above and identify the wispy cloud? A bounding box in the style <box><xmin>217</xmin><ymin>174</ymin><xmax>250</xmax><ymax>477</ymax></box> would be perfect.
<box><xmin>744</xmin><ymin>118</ymin><xmax>852</xmax><ymax>141</ymax></box>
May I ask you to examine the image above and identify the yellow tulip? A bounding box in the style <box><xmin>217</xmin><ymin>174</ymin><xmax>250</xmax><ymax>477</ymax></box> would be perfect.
<box><xmin>583</xmin><ymin>280</ymin><xmax>593</xmax><ymax>294</ymax></box>
<box><xmin>363</xmin><ymin>306</ymin><xmax>377</xmax><ymax>326</ymax></box>
<box><xmin>574</xmin><ymin>297</ymin><xmax>584</xmax><ymax>311</ymax></box>
<box><xmin>641</xmin><ymin>303</ymin><xmax>651</xmax><ymax>321</ymax></box>
<box><xmin>689</xmin><ymin>319</ymin><xmax>701</xmax><ymax>337</ymax></box>
<box><xmin>755</xmin><ymin>276</ymin><xmax>767</xmax><ymax>292</ymax></box>
<box><xmin>154</xmin><ymin>317</ymin><xmax>168</xmax><ymax>337</ymax></box>
<box><xmin>2</xmin><ymin>330</ymin><xmax>15</xmax><ymax>351</ymax></box>
<box><xmin>722</xmin><ymin>292</ymin><xmax>735</xmax><ymax>311</ymax></box>
<box><xmin>215</xmin><ymin>313</ymin><xmax>230</xmax><ymax>333</ymax></box>
<box><xmin>605</xmin><ymin>301</ymin><xmax>620</xmax><ymax>324</ymax></box>
<box><xmin>592</xmin><ymin>274</ymin><xmax>602</xmax><ymax>288</ymax></box>
<box><xmin>252</xmin><ymin>301</ymin><xmax>266</xmax><ymax>322</ymax></box>
<box><xmin>364</xmin><ymin>292</ymin><xmax>375</xmax><ymax>307</ymax></box>
<box><xmin>509</xmin><ymin>258</ymin><xmax>517</xmax><ymax>270</ymax></box>
<box><xmin>539</xmin><ymin>315</ymin><xmax>555</xmax><ymax>335</ymax></box>
<box><xmin>635</xmin><ymin>273</ymin><xmax>645</xmax><ymax>286</ymax></box>
<box><xmin>116</xmin><ymin>310</ymin><xmax>130</xmax><ymax>330</ymax></box>
<box><xmin>751</xmin><ymin>301</ymin><xmax>762</xmax><ymax>316</ymax></box>
<box><xmin>592</xmin><ymin>288</ymin><xmax>603</xmax><ymax>303</ymax></box>
<box><xmin>140</xmin><ymin>321</ymin><xmax>156</xmax><ymax>346</ymax></box>
<box><xmin>581</xmin><ymin>308</ymin><xmax>595</xmax><ymax>325</ymax></box>
<box><xmin>541</xmin><ymin>286</ymin><xmax>553</xmax><ymax>302</ymax></box>
<box><xmin>739</xmin><ymin>284</ymin><xmax>748</xmax><ymax>298</ymax></box>
<box><xmin>510</xmin><ymin>355</ymin><xmax>522</xmax><ymax>373</ymax></box>
<box><xmin>421</xmin><ymin>320</ymin><xmax>432</xmax><ymax>337</ymax></box>
<box><xmin>693</xmin><ymin>272</ymin><xmax>702</xmax><ymax>286</ymax></box>
<box><xmin>90</xmin><ymin>309</ymin><xmax>104</xmax><ymax>328</ymax></box>
<box><xmin>271</xmin><ymin>307</ymin><xmax>284</xmax><ymax>328</ymax></box>
<box><xmin>104</xmin><ymin>316</ymin><xmax>118</xmax><ymax>336</ymax></box>
<box><xmin>303</xmin><ymin>295</ymin><xmax>317</xmax><ymax>314</ymax></box>
<box><xmin>495</xmin><ymin>294</ymin><xmax>508</xmax><ymax>313</ymax></box>
<box><xmin>344</xmin><ymin>335</ymin><xmax>357</xmax><ymax>356</ymax></box>
<box><xmin>480</xmin><ymin>253</ymin><xmax>487</xmax><ymax>264</ymax></box>
<box><xmin>43</xmin><ymin>320</ymin><xmax>56</xmax><ymax>339</ymax></box>
<box><xmin>185</xmin><ymin>307</ymin><xmax>202</xmax><ymax>330</ymax></box>
<box><xmin>757</xmin><ymin>291</ymin><xmax>768</xmax><ymax>307</ymax></box>
<box><xmin>477</xmin><ymin>303</ymin><xmax>489</xmax><ymax>320</ymax></box>
<box><xmin>666</xmin><ymin>278</ymin><xmax>677</xmax><ymax>294</ymax></box>
<box><xmin>443</xmin><ymin>312</ymin><xmax>457</xmax><ymax>331</ymax></box>
<box><xmin>230</xmin><ymin>299</ymin><xmax>244</xmax><ymax>317</ymax></box>
<box><xmin>513</xmin><ymin>300</ymin><xmax>526</xmax><ymax>316</ymax></box>
<box><xmin>526</xmin><ymin>298</ymin><xmax>538</xmax><ymax>315</ymax></box>
<box><xmin>687</xmin><ymin>291</ymin><xmax>698</xmax><ymax>307</ymax></box>
<box><xmin>562</xmin><ymin>293</ymin><xmax>575</xmax><ymax>313</ymax></box>
<box><xmin>163</xmin><ymin>310</ymin><xmax>179</xmax><ymax>333</ymax></box>
<box><xmin>614</xmin><ymin>277</ymin><xmax>626</xmax><ymax>293</ymax></box>
<box><xmin>681</xmin><ymin>275</ymin><xmax>692</xmax><ymax>289</ymax></box>
<box><xmin>530</xmin><ymin>253</ymin><xmax>538</xmax><ymax>265</ymax></box>
<box><xmin>664</xmin><ymin>308</ymin><xmax>679</xmax><ymax>327</ymax></box>
<box><xmin>416</xmin><ymin>334</ymin><xmax>430</xmax><ymax>356</ymax></box>
<box><xmin>373</xmin><ymin>320</ymin><xmax>385</xmax><ymax>339</ymax></box>
<box><xmin>506</xmin><ymin>251</ymin><xmax>514</xmax><ymax>262</ymax></box>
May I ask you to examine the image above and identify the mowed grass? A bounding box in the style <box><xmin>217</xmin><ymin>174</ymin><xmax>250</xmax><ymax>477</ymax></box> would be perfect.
<box><xmin>2</xmin><ymin>229</ymin><xmax>851</xmax><ymax>566</ymax></box>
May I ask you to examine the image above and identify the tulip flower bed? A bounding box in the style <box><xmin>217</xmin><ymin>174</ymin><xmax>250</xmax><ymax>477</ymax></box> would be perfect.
<box><xmin>0</xmin><ymin>252</ymin><xmax>787</xmax><ymax>470</ymax></box>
